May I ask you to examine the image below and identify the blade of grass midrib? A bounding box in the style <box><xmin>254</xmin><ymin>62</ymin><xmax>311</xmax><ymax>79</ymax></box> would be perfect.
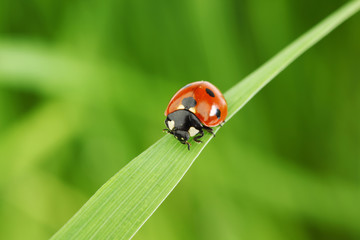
<box><xmin>51</xmin><ymin>1</ymin><xmax>360</xmax><ymax>239</ymax></box>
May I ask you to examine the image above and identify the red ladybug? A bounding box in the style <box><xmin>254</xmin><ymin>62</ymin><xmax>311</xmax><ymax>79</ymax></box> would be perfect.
<box><xmin>164</xmin><ymin>81</ymin><xmax>227</xmax><ymax>150</ymax></box>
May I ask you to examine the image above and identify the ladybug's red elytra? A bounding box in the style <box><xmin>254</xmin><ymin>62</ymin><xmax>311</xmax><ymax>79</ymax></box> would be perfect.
<box><xmin>164</xmin><ymin>81</ymin><xmax>228</xmax><ymax>150</ymax></box>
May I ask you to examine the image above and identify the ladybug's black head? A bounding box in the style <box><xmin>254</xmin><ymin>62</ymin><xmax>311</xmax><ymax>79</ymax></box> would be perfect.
<box><xmin>172</xmin><ymin>129</ymin><xmax>189</xmax><ymax>144</ymax></box>
<box><xmin>165</xmin><ymin>110</ymin><xmax>205</xmax><ymax>150</ymax></box>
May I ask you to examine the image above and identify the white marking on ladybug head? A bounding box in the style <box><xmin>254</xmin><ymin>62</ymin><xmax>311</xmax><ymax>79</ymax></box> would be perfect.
<box><xmin>189</xmin><ymin>107</ymin><xmax>196</xmax><ymax>113</ymax></box>
<box><xmin>168</xmin><ymin>120</ymin><xmax>175</xmax><ymax>130</ymax></box>
<box><xmin>210</xmin><ymin>105</ymin><xmax>217</xmax><ymax>117</ymax></box>
<box><xmin>188</xmin><ymin>127</ymin><xmax>199</xmax><ymax>137</ymax></box>
<box><xmin>177</xmin><ymin>105</ymin><xmax>185</xmax><ymax>110</ymax></box>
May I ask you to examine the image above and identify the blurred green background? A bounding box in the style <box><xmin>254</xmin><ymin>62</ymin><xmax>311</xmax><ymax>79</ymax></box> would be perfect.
<box><xmin>0</xmin><ymin>0</ymin><xmax>359</xmax><ymax>239</ymax></box>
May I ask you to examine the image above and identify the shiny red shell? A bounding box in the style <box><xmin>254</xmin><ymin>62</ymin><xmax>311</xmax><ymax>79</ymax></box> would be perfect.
<box><xmin>165</xmin><ymin>81</ymin><xmax>227</xmax><ymax>127</ymax></box>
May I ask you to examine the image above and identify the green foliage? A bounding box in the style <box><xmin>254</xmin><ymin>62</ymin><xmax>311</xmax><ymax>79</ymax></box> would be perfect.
<box><xmin>50</xmin><ymin>2</ymin><xmax>360</xmax><ymax>239</ymax></box>
<box><xmin>0</xmin><ymin>1</ymin><xmax>360</xmax><ymax>240</ymax></box>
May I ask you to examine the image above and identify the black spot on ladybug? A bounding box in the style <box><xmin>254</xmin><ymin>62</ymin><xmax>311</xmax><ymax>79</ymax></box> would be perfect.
<box><xmin>182</xmin><ymin>97</ymin><xmax>197</xmax><ymax>109</ymax></box>
<box><xmin>215</xmin><ymin>108</ymin><xmax>221</xmax><ymax>119</ymax></box>
<box><xmin>206</xmin><ymin>88</ymin><xmax>215</xmax><ymax>97</ymax></box>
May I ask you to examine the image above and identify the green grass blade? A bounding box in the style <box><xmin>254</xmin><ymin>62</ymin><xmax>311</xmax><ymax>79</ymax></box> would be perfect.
<box><xmin>51</xmin><ymin>1</ymin><xmax>360</xmax><ymax>239</ymax></box>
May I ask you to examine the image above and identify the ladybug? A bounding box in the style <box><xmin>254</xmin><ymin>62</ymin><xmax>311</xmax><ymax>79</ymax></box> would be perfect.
<box><xmin>164</xmin><ymin>81</ymin><xmax>228</xmax><ymax>150</ymax></box>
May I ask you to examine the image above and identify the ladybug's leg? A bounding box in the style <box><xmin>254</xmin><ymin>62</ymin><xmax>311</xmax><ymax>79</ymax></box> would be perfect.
<box><xmin>203</xmin><ymin>126</ymin><xmax>215</xmax><ymax>137</ymax></box>
<box><xmin>193</xmin><ymin>130</ymin><xmax>204</xmax><ymax>143</ymax></box>
<box><xmin>185</xmin><ymin>141</ymin><xmax>191</xmax><ymax>150</ymax></box>
<box><xmin>163</xmin><ymin>129</ymin><xmax>172</xmax><ymax>134</ymax></box>
<box><xmin>219</xmin><ymin>120</ymin><xmax>226</xmax><ymax>127</ymax></box>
